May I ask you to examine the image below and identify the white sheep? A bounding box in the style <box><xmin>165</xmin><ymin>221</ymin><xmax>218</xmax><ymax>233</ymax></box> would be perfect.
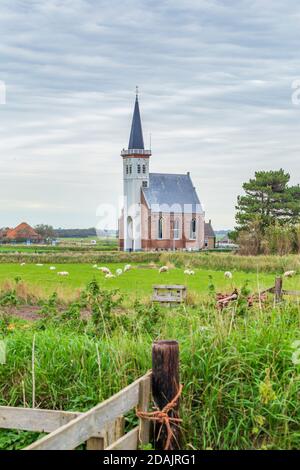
<box><xmin>49</xmin><ymin>266</ymin><xmax>56</xmax><ymax>271</ymax></box>
<box><xmin>57</xmin><ymin>271</ymin><xmax>69</xmax><ymax>276</ymax></box>
<box><xmin>283</xmin><ymin>270</ymin><xmax>296</xmax><ymax>277</ymax></box>
<box><xmin>116</xmin><ymin>268</ymin><xmax>123</xmax><ymax>276</ymax></box>
<box><xmin>98</xmin><ymin>267</ymin><xmax>111</xmax><ymax>275</ymax></box>
<box><xmin>105</xmin><ymin>273</ymin><xmax>115</xmax><ymax>279</ymax></box>
<box><xmin>159</xmin><ymin>266</ymin><xmax>169</xmax><ymax>273</ymax></box>
<box><xmin>20</xmin><ymin>263</ymin><xmax>26</xmax><ymax>266</ymax></box>
<box><xmin>124</xmin><ymin>264</ymin><xmax>132</xmax><ymax>272</ymax></box>
<box><xmin>36</xmin><ymin>263</ymin><xmax>43</xmax><ymax>267</ymax></box>
<box><xmin>184</xmin><ymin>269</ymin><xmax>195</xmax><ymax>275</ymax></box>
<box><xmin>224</xmin><ymin>271</ymin><xmax>233</xmax><ymax>279</ymax></box>
<box><xmin>92</xmin><ymin>264</ymin><xmax>98</xmax><ymax>268</ymax></box>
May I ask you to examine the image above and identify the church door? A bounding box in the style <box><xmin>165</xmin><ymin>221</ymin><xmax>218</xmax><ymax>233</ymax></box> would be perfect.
<box><xmin>127</xmin><ymin>216</ymin><xmax>134</xmax><ymax>251</ymax></box>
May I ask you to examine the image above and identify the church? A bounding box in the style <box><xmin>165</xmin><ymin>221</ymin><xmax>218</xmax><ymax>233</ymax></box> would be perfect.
<box><xmin>119</xmin><ymin>92</ymin><xmax>205</xmax><ymax>251</ymax></box>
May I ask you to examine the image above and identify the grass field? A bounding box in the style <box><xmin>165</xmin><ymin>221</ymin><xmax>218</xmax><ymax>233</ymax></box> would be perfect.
<box><xmin>0</xmin><ymin>262</ymin><xmax>300</xmax><ymax>299</ymax></box>
<box><xmin>0</xmin><ymin>254</ymin><xmax>300</xmax><ymax>450</ymax></box>
<box><xmin>0</xmin><ymin>238</ymin><xmax>118</xmax><ymax>253</ymax></box>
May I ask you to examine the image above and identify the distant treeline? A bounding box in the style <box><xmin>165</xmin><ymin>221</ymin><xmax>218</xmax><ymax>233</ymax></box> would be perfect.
<box><xmin>54</xmin><ymin>228</ymin><xmax>117</xmax><ymax>238</ymax></box>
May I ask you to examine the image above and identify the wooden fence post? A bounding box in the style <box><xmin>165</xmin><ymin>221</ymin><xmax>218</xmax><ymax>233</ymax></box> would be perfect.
<box><xmin>152</xmin><ymin>340</ymin><xmax>181</xmax><ymax>450</ymax></box>
<box><xmin>275</xmin><ymin>276</ymin><xmax>283</xmax><ymax>304</ymax></box>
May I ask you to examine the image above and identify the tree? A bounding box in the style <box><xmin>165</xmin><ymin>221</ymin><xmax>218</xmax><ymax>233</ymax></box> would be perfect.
<box><xmin>34</xmin><ymin>224</ymin><xmax>55</xmax><ymax>239</ymax></box>
<box><xmin>235</xmin><ymin>169</ymin><xmax>300</xmax><ymax>234</ymax></box>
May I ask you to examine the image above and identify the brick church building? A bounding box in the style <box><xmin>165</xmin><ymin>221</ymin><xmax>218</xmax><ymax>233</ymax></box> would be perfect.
<box><xmin>119</xmin><ymin>92</ymin><xmax>205</xmax><ymax>251</ymax></box>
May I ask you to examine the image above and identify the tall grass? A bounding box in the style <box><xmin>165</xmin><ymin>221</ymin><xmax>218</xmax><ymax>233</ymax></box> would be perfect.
<box><xmin>1</xmin><ymin>251</ymin><xmax>300</xmax><ymax>274</ymax></box>
<box><xmin>0</xmin><ymin>297</ymin><xmax>300</xmax><ymax>449</ymax></box>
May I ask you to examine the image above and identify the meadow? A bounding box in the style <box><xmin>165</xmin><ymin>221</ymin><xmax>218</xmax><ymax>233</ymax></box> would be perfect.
<box><xmin>0</xmin><ymin>252</ymin><xmax>300</xmax><ymax>450</ymax></box>
<box><xmin>0</xmin><ymin>262</ymin><xmax>300</xmax><ymax>302</ymax></box>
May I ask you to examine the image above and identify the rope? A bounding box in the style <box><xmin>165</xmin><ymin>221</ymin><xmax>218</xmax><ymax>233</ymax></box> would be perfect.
<box><xmin>136</xmin><ymin>384</ymin><xmax>183</xmax><ymax>450</ymax></box>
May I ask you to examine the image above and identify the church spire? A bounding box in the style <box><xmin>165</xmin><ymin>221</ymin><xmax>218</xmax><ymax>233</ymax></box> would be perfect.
<box><xmin>128</xmin><ymin>88</ymin><xmax>144</xmax><ymax>150</ymax></box>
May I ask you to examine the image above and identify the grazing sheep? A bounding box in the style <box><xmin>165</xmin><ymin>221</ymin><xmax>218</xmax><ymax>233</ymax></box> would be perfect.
<box><xmin>159</xmin><ymin>266</ymin><xmax>169</xmax><ymax>273</ymax></box>
<box><xmin>36</xmin><ymin>263</ymin><xmax>43</xmax><ymax>267</ymax></box>
<box><xmin>98</xmin><ymin>267</ymin><xmax>111</xmax><ymax>275</ymax></box>
<box><xmin>20</xmin><ymin>263</ymin><xmax>26</xmax><ymax>266</ymax></box>
<box><xmin>105</xmin><ymin>273</ymin><xmax>115</xmax><ymax>279</ymax></box>
<box><xmin>224</xmin><ymin>271</ymin><xmax>233</xmax><ymax>279</ymax></box>
<box><xmin>57</xmin><ymin>271</ymin><xmax>69</xmax><ymax>276</ymax></box>
<box><xmin>184</xmin><ymin>269</ymin><xmax>195</xmax><ymax>275</ymax></box>
<box><xmin>124</xmin><ymin>264</ymin><xmax>132</xmax><ymax>272</ymax></box>
<box><xmin>116</xmin><ymin>268</ymin><xmax>123</xmax><ymax>276</ymax></box>
<box><xmin>92</xmin><ymin>264</ymin><xmax>98</xmax><ymax>268</ymax></box>
<box><xmin>49</xmin><ymin>266</ymin><xmax>56</xmax><ymax>271</ymax></box>
<box><xmin>284</xmin><ymin>270</ymin><xmax>296</xmax><ymax>277</ymax></box>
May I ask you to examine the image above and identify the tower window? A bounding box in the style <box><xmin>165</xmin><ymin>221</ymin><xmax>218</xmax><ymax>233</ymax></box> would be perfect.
<box><xmin>142</xmin><ymin>181</ymin><xmax>148</xmax><ymax>188</ymax></box>
<box><xmin>142</xmin><ymin>164</ymin><xmax>146</xmax><ymax>174</ymax></box>
<box><xmin>158</xmin><ymin>217</ymin><xmax>163</xmax><ymax>239</ymax></box>
<box><xmin>129</xmin><ymin>165</ymin><xmax>132</xmax><ymax>174</ymax></box>
<box><xmin>190</xmin><ymin>218</ymin><xmax>196</xmax><ymax>239</ymax></box>
<box><xmin>126</xmin><ymin>165</ymin><xmax>128</xmax><ymax>174</ymax></box>
<box><xmin>137</xmin><ymin>164</ymin><xmax>141</xmax><ymax>174</ymax></box>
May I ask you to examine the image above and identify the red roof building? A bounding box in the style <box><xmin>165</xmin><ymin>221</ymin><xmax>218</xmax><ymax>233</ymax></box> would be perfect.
<box><xmin>4</xmin><ymin>222</ymin><xmax>42</xmax><ymax>241</ymax></box>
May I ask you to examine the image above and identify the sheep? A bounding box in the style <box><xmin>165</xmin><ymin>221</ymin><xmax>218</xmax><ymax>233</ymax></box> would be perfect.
<box><xmin>116</xmin><ymin>268</ymin><xmax>123</xmax><ymax>276</ymax></box>
<box><xmin>98</xmin><ymin>267</ymin><xmax>111</xmax><ymax>275</ymax></box>
<box><xmin>124</xmin><ymin>264</ymin><xmax>132</xmax><ymax>272</ymax></box>
<box><xmin>105</xmin><ymin>273</ymin><xmax>115</xmax><ymax>279</ymax></box>
<box><xmin>49</xmin><ymin>266</ymin><xmax>56</xmax><ymax>271</ymax></box>
<box><xmin>92</xmin><ymin>264</ymin><xmax>98</xmax><ymax>268</ymax></box>
<box><xmin>20</xmin><ymin>263</ymin><xmax>26</xmax><ymax>266</ymax></box>
<box><xmin>36</xmin><ymin>263</ymin><xmax>43</xmax><ymax>267</ymax></box>
<box><xmin>159</xmin><ymin>266</ymin><xmax>169</xmax><ymax>273</ymax></box>
<box><xmin>57</xmin><ymin>271</ymin><xmax>69</xmax><ymax>276</ymax></box>
<box><xmin>224</xmin><ymin>271</ymin><xmax>233</xmax><ymax>279</ymax></box>
<box><xmin>184</xmin><ymin>269</ymin><xmax>195</xmax><ymax>275</ymax></box>
<box><xmin>283</xmin><ymin>270</ymin><xmax>296</xmax><ymax>277</ymax></box>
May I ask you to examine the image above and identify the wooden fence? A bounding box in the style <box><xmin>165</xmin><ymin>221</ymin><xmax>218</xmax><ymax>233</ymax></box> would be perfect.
<box><xmin>268</xmin><ymin>276</ymin><xmax>300</xmax><ymax>304</ymax></box>
<box><xmin>0</xmin><ymin>340</ymin><xmax>181</xmax><ymax>451</ymax></box>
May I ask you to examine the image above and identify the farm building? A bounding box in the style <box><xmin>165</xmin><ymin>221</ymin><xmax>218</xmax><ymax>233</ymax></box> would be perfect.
<box><xmin>204</xmin><ymin>220</ymin><xmax>216</xmax><ymax>249</ymax></box>
<box><xmin>119</xmin><ymin>92</ymin><xmax>207</xmax><ymax>251</ymax></box>
<box><xmin>1</xmin><ymin>222</ymin><xmax>42</xmax><ymax>243</ymax></box>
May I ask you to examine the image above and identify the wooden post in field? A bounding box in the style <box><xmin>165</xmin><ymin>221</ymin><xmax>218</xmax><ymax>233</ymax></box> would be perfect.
<box><xmin>275</xmin><ymin>276</ymin><xmax>283</xmax><ymax>304</ymax></box>
<box><xmin>152</xmin><ymin>340</ymin><xmax>181</xmax><ymax>450</ymax></box>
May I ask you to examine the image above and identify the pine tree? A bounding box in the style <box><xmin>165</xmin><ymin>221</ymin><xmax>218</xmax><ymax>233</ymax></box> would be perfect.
<box><xmin>235</xmin><ymin>169</ymin><xmax>300</xmax><ymax>234</ymax></box>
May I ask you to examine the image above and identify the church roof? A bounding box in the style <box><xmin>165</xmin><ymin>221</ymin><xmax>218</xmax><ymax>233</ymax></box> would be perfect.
<box><xmin>142</xmin><ymin>173</ymin><xmax>203</xmax><ymax>214</ymax></box>
<box><xmin>128</xmin><ymin>95</ymin><xmax>144</xmax><ymax>150</ymax></box>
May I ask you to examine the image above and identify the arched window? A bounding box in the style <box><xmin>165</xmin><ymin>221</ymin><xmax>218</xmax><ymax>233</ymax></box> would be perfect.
<box><xmin>126</xmin><ymin>165</ymin><xmax>128</xmax><ymax>174</ymax></box>
<box><xmin>173</xmin><ymin>219</ymin><xmax>180</xmax><ymax>239</ymax></box>
<box><xmin>190</xmin><ymin>218</ymin><xmax>196</xmax><ymax>239</ymax></box>
<box><xmin>137</xmin><ymin>164</ymin><xmax>141</xmax><ymax>174</ymax></box>
<box><xmin>142</xmin><ymin>164</ymin><xmax>146</xmax><ymax>174</ymax></box>
<box><xmin>129</xmin><ymin>165</ymin><xmax>132</xmax><ymax>174</ymax></box>
<box><xmin>158</xmin><ymin>217</ymin><xmax>163</xmax><ymax>239</ymax></box>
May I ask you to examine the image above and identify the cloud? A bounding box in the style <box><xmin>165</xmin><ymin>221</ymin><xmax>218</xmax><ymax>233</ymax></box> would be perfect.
<box><xmin>0</xmin><ymin>0</ymin><xmax>300</xmax><ymax>229</ymax></box>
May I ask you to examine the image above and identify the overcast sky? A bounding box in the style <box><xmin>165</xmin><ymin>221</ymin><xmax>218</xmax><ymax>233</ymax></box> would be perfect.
<box><xmin>0</xmin><ymin>0</ymin><xmax>300</xmax><ymax>230</ymax></box>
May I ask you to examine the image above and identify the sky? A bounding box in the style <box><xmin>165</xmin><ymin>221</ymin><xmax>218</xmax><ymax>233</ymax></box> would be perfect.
<box><xmin>0</xmin><ymin>0</ymin><xmax>300</xmax><ymax>230</ymax></box>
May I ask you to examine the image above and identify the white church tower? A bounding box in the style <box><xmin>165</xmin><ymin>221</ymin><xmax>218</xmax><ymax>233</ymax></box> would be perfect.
<box><xmin>121</xmin><ymin>89</ymin><xmax>151</xmax><ymax>251</ymax></box>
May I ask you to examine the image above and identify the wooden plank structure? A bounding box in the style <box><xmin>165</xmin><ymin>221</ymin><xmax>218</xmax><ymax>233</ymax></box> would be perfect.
<box><xmin>217</xmin><ymin>275</ymin><xmax>300</xmax><ymax>309</ymax></box>
<box><xmin>152</xmin><ymin>285</ymin><xmax>187</xmax><ymax>305</ymax></box>
<box><xmin>0</xmin><ymin>340</ymin><xmax>182</xmax><ymax>451</ymax></box>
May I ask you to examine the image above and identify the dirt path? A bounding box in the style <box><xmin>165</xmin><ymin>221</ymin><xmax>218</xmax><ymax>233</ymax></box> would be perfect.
<box><xmin>2</xmin><ymin>305</ymin><xmax>42</xmax><ymax>321</ymax></box>
<box><xmin>1</xmin><ymin>305</ymin><xmax>92</xmax><ymax>321</ymax></box>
